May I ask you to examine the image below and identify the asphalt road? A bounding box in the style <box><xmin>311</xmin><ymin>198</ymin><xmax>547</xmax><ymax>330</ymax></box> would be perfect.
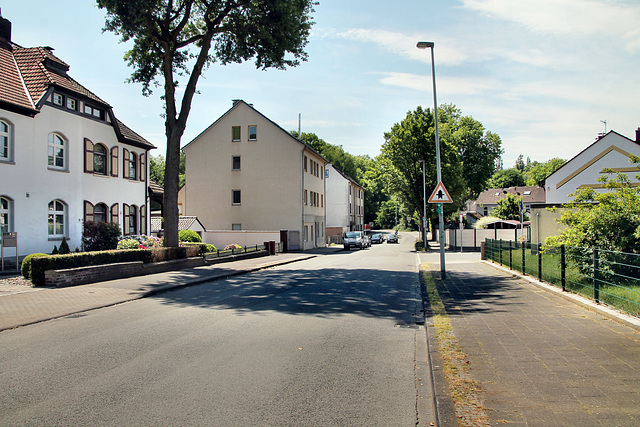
<box><xmin>0</xmin><ymin>234</ymin><xmax>432</xmax><ymax>426</ymax></box>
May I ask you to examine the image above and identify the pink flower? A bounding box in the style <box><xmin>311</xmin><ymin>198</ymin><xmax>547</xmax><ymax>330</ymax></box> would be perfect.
<box><xmin>139</xmin><ymin>244</ymin><xmax>148</xmax><ymax>249</ymax></box>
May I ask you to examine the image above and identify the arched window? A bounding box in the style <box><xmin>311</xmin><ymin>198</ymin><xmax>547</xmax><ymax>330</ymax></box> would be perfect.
<box><xmin>128</xmin><ymin>205</ymin><xmax>137</xmax><ymax>235</ymax></box>
<box><xmin>48</xmin><ymin>133</ymin><xmax>66</xmax><ymax>170</ymax></box>
<box><xmin>93</xmin><ymin>144</ymin><xmax>107</xmax><ymax>175</ymax></box>
<box><xmin>0</xmin><ymin>196</ymin><xmax>13</xmax><ymax>233</ymax></box>
<box><xmin>48</xmin><ymin>200</ymin><xmax>67</xmax><ymax>237</ymax></box>
<box><xmin>0</xmin><ymin>119</ymin><xmax>13</xmax><ymax>162</ymax></box>
<box><xmin>94</xmin><ymin>203</ymin><xmax>108</xmax><ymax>224</ymax></box>
<box><xmin>129</xmin><ymin>151</ymin><xmax>137</xmax><ymax>180</ymax></box>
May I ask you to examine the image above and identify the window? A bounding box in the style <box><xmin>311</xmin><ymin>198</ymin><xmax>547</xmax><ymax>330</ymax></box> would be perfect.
<box><xmin>232</xmin><ymin>156</ymin><xmax>241</xmax><ymax>170</ymax></box>
<box><xmin>84</xmin><ymin>104</ymin><xmax>104</xmax><ymax>120</ymax></box>
<box><xmin>232</xmin><ymin>190</ymin><xmax>241</xmax><ymax>205</ymax></box>
<box><xmin>93</xmin><ymin>144</ymin><xmax>107</xmax><ymax>175</ymax></box>
<box><xmin>53</xmin><ymin>93</ymin><xmax>63</xmax><ymax>106</ymax></box>
<box><xmin>304</xmin><ymin>156</ymin><xmax>307</xmax><ymax>171</ymax></box>
<box><xmin>232</xmin><ymin>126</ymin><xmax>241</xmax><ymax>141</ymax></box>
<box><xmin>0</xmin><ymin>119</ymin><xmax>12</xmax><ymax>162</ymax></box>
<box><xmin>129</xmin><ymin>151</ymin><xmax>137</xmax><ymax>180</ymax></box>
<box><xmin>128</xmin><ymin>205</ymin><xmax>137</xmax><ymax>235</ymax></box>
<box><xmin>248</xmin><ymin>125</ymin><xmax>257</xmax><ymax>141</ymax></box>
<box><xmin>524</xmin><ymin>190</ymin><xmax>531</xmax><ymax>195</ymax></box>
<box><xmin>66</xmin><ymin>98</ymin><xmax>77</xmax><ymax>111</ymax></box>
<box><xmin>304</xmin><ymin>189</ymin><xmax>307</xmax><ymax>205</ymax></box>
<box><xmin>48</xmin><ymin>200</ymin><xmax>67</xmax><ymax>238</ymax></box>
<box><xmin>0</xmin><ymin>196</ymin><xmax>12</xmax><ymax>233</ymax></box>
<box><xmin>232</xmin><ymin>224</ymin><xmax>242</xmax><ymax>231</ymax></box>
<box><xmin>48</xmin><ymin>133</ymin><xmax>66</xmax><ymax>170</ymax></box>
<box><xmin>94</xmin><ymin>203</ymin><xmax>108</xmax><ymax>224</ymax></box>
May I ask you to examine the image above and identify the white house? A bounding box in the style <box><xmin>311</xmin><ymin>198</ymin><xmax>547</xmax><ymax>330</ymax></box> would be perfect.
<box><xmin>325</xmin><ymin>163</ymin><xmax>364</xmax><ymax>240</ymax></box>
<box><xmin>182</xmin><ymin>100</ymin><xmax>327</xmax><ymax>251</ymax></box>
<box><xmin>0</xmin><ymin>13</ymin><xmax>155</xmax><ymax>261</ymax></box>
<box><xmin>530</xmin><ymin>127</ymin><xmax>640</xmax><ymax>246</ymax></box>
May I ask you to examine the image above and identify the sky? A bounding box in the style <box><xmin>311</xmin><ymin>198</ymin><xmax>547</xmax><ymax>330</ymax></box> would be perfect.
<box><xmin>3</xmin><ymin>0</ymin><xmax>639</xmax><ymax>168</ymax></box>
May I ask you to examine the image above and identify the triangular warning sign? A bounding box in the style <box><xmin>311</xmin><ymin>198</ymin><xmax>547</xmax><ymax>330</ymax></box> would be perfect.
<box><xmin>428</xmin><ymin>181</ymin><xmax>453</xmax><ymax>203</ymax></box>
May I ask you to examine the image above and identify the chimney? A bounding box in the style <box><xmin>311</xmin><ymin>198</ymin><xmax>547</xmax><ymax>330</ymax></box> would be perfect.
<box><xmin>636</xmin><ymin>127</ymin><xmax>640</xmax><ymax>144</ymax></box>
<box><xmin>0</xmin><ymin>9</ymin><xmax>11</xmax><ymax>42</ymax></box>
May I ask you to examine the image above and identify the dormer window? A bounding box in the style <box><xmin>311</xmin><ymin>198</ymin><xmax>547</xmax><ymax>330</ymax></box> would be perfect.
<box><xmin>66</xmin><ymin>98</ymin><xmax>77</xmax><ymax>111</ymax></box>
<box><xmin>84</xmin><ymin>104</ymin><xmax>104</xmax><ymax>120</ymax></box>
<box><xmin>53</xmin><ymin>93</ymin><xmax>63</xmax><ymax>106</ymax></box>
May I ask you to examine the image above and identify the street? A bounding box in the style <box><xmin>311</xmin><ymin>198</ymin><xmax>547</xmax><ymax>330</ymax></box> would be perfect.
<box><xmin>0</xmin><ymin>235</ymin><xmax>432</xmax><ymax>426</ymax></box>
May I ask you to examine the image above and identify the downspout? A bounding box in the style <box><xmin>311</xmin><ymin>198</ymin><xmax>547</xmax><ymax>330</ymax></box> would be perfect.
<box><xmin>302</xmin><ymin>146</ymin><xmax>306</xmax><ymax>251</ymax></box>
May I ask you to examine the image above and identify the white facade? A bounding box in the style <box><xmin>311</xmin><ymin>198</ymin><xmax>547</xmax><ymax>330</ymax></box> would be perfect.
<box><xmin>0</xmin><ymin>17</ymin><xmax>154</xmax><ymax>260</ymax></box>
<box><xmin>545</xmin><ymin>129</ymin><xmax>640</xmax><ymax>204</ymax></box>
<box><xmin>325</xmin><ymin>164</ymin><xmax>364</xmax><ymax>232</ymax></box>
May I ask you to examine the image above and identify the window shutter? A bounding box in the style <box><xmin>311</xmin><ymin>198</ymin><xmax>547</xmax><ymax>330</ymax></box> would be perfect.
<box><xmin>123</xmin><ymin>204</ymin><xmax>130</xmax><ymax>235</ymax></box>
<box><xmin>111</xmin><ymin>146</ymin><xmax>119</xmax><ymax>177</ymax></box>
<box><xmin>84</xmin><ymin>139</ymin><xmax>94</xmax><ymax>173</ymax></box>
<box><xmin>110</xmin><ymin>203</ymin><xmax>119</xmax><ymax>227</ymax></box>
<box><xmin>139</xmin><ymin>153</ymin><xmax>146</xmax><ymax>182</ymax></box>
<box><xmin>140</xmin><ymin>204</ymin><xmax>146</xmax><ymax>234</ymax></box>
<box><xmin>123</xmin><ymin>148</ymin><xmax>130</xmax><ymax>179</ymax></box>
<box><xmin>84</xmin><ymin>201</ymin><xmax>94</xmax><ymax>223</ymax></box>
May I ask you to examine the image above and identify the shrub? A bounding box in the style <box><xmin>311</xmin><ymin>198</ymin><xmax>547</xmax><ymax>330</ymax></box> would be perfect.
<box><xmin>224</xmin><ymin>243</ymin><xmax>243</xmax><ymax>250</ymax></box>
<box><xmin>181</xmin><ymin>242</ymin><xmax>215</xmax><ymax>256</ymax></box>
<box><xmin>83</xmin><ymin>221</ymin><xmax>121</xmax><ymax>251</ymax></box>
<box><xmin>117</xmin><ymin>239</ymin><xmax>140</xmax><ymax>250</ymax></box>
<box><xmin>179</xmin><ymin>229</ymin><xmax>202</xmax><ymax>243</ymax></box>
<box><xmin>21</xmin><ymin>253</ymin><xmax>49</xmax><ymax>279</ymax></box>
<box><xmin>51</xmin><ymin>245</ymin><xmax>59</xmax><ymax>255</ymax></box>
<box><xmin>59</xmin><ymin>237</ymin><xmax>71</xmax><ymax>254</ymax></box>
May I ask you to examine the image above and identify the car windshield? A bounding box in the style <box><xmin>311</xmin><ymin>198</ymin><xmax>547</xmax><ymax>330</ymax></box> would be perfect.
<box><xmin>345</xmin><ymin>232</ymin><xmax>359</xmax><ymax>238</ymax></box>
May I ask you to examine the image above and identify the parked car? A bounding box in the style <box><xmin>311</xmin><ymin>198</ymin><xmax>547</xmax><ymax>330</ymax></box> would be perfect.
<box><xmin>343</xmin><ymin>231</ymin><xmax>366</xmax><ymax>250</ymax></box>
<box><xmin>387</xmin><ymin>233</ymin><xmax>398</xmax><ymax>243</ymax></box>
<box><xmin>371</xmin><ymin>234</ymin><xmax>384</xmax><ymax>244</ymax></box>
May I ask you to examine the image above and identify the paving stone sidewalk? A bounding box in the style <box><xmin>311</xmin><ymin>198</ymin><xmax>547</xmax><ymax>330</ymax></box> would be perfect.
<box><xmin>0</xmin><ymin>251</ymin><xmax>325</xmax><ymax>331</ymax></box>
<box><xmin>424</xmin><ymin>257</ymin><xmax>640</xmax><ymax>426</ymax></box>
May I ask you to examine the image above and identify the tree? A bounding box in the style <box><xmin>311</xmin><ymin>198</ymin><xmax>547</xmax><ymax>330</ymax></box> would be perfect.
<box><xmin>149</xmin><ymin>153</ymin><xmax>186</xmax><ymax>187</ymax></box>
<box><xmin>381</xmin><ymin>106</ymin><xmax>466</xmax><ymax>237</ymax></box>
<box><xmin>98</xmin><ymin>0</ymin><xmax>316</xmax><ymax>247</ymax></box>
<box><xmin>486</xmin><ymin>168</ymin><xmax>526</xmax><ymax>188</ymax></box>
<box><xmin>492</xmin><ymin>193</ymin><xmax>523</xmax><ymax>221</ymax></box>
<box><xmin>524</xmin><ymin>157</ymin><xmax>566</xmax><ymax>186</ymax></box>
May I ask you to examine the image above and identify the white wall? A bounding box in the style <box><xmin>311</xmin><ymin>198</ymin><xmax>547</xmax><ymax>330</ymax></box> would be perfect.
<box><xmin>203</xmin><ymin>230</ymin><xmax>281</xmax><ymax>249</ymax></box>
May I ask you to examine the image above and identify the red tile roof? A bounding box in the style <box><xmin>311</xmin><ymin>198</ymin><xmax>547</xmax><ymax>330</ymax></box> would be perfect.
<box><xmin>1</xmin><ymin>30</ymin><xmax>154</xmax><ymax>149</ymax></box>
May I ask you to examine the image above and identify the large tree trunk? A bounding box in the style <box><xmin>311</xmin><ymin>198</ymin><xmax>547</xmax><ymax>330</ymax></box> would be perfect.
<box><xmin>162</xmin><ymin>130</ymin><xmax>182</xmax><ymax>247</ymax></box>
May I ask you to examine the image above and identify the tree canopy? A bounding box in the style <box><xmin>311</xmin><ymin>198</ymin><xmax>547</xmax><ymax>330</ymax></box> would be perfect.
<box><xmin>98</xmin><ymin>0</ymin><xmax>316</xmax><ymax>246</ymax></box>
<box><xmin>492</xmin><ymin>193</ymin><xmax>524</xmax><ymax>221</ymax></box>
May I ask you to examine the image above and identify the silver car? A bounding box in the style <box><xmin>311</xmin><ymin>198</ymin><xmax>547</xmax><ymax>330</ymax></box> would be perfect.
<box><xmin>343</xmin><ymin>231</ymin><xmax>366</xmax><ymax>250</ymax></box>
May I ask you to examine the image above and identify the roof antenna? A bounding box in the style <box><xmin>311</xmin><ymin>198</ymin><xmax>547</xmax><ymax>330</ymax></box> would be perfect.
<box><xmin>600</xmin><ymin>120</ymin><xmax>607</xmax><ymax>134</ymax></box>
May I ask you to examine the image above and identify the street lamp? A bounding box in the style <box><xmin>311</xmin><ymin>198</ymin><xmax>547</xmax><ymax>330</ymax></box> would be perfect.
<box><xmin>419</xmin><ymin>159</ymin><xmax>427</xmax><ymax>246</ymax></box>
<box><xmin>417</xmin><ymin>41</ymin><xmax>446</xmax><ymax>280</ymax></box>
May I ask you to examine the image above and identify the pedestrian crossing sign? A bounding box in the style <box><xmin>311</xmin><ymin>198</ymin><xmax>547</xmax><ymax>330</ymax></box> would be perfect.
<box><xmin>428</xmin><ymin>181</ymin><xmax>453</xmax><ymax>203</ymax></box>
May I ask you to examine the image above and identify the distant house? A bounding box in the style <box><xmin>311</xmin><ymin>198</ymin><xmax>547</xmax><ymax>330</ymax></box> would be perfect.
<box><xmin>531</xmin><ymin>128</ymin><xmax>640</xmax><ymax>246</ymax></box>
<box><xmin>325</xmin><ymin>164</ymin><xmax>365</xmax><ymax>240</ymax></box>
<box><xmin>182</xmin><ymin>100</ymin><xmax>327</xmax><ymax>251</ymax></box>
<box><xmin>150</xmin><ymin>216</ymin><xmax>206</xmax><ymax>238</ymax></box>
<box><xmin>470</xmin><ymin>186</ymin><xmax>545</xmax><ymax>218</ymax></box>
<box><xmin>0</xmin><ymin>13</ymin><xmax>154</xmax><ymax>260</ymax></box>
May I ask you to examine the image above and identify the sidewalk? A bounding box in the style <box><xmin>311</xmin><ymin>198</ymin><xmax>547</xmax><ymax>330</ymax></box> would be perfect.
<box><xmin>421</xmin><ymin>251</ymin><xmax>640</xmax><ymax>426</ymax></box>
<box><xmin>0</xmin><ymin>250</ymin><xmax>335</xmax><ymax>332</ymax></box>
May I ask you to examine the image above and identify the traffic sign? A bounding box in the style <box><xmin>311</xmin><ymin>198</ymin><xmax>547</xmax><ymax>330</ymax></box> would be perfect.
<box><xmin>428</xmin><ymin>181</ymin><xmax>453</xmax><ymax>203</ymax></box>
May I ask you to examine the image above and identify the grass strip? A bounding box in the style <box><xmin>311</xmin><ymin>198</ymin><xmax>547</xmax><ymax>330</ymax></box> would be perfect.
<box><xmin>422</xmin><ymin>263</ymin><xmax>490</xmax><ymax>427</ymax></box>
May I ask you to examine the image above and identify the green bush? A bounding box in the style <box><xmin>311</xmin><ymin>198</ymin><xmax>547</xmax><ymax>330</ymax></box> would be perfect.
<box><xmin>51</xmin><ymin>245</ymin><xmax>59</xmax><ymax>255</ymax></box>
<box><xmin>117</xmin><ymin>239</ymin><xmax>140</xmax><ymax>250</ymax></box>
<box><xmin>83</xmin><ymin>221</ymin><xmax>121</xmax><ymax>251</ymax></box>
<box><xmin>21</xmin><ymin>253</ymin><xmax>49</xmax><ymax>279</ymax></box>
<box><xmin>181</xmin><ymin>242</ymin><xmax>216</xmax><ymax>256</ymax></box>
<box><xmin>179</xmin><ymin>229</ymin><xmax>202</xmax><ymax>243</ymax></box>
<box><xmin>59</xmin><ymin>237</ymin><xmax>70</xmax><ymax>254</ymax></box>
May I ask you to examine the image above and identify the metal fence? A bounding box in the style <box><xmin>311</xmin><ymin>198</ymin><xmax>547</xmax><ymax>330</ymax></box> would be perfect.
<box><xmin>204</xmin><ymin>242</ymin><xmax>280</xmax><ymax>260</ymax></box>
<box><xmin>484</xmin><ymin>239</ymin><xmax>640</xmax><ymax>317</ymax></box>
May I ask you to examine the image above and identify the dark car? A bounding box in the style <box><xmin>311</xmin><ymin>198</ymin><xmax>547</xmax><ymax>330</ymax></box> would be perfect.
<box><xmin>387</xmin><ymin>233</ymin><xmax>398</xmax><ymax>243</ymax></box>
<box><xmin>371</xmin><ymin>234</ymin><xmax>384</xmax><ymax>244</ymax></box>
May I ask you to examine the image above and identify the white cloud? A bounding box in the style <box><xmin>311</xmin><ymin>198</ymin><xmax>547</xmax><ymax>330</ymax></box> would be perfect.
<box><xmin>461</xmin><ymin>0</ymin><xmax>640</xmax><ymax>51</ymax></box>
<box><xmin>374</xmin><ymin>72</ymin><xmax>496</xmax><ymax>96</ymax></box>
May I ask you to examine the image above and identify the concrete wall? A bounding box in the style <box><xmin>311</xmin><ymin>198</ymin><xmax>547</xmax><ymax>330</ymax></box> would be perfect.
<box><xmin>203</xmin><ymin>230</ymin><xmax>281</xmax><ymax>250</ymax></box>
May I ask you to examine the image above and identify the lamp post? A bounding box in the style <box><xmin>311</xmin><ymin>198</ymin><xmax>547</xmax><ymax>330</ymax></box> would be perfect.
<box><xmin>419</xmin><ymin>159</ymin><xmax>427</xmax><ymax>245</ymax></box>
<box><xmin>417</xmin><ymin>41</ymin><xmax>446</xmax><ymax>280</ymax></box>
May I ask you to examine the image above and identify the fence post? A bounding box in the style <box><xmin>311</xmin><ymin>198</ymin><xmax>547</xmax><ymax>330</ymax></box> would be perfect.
<box><xmin>593</xmin><ymin>248</ymin><xmax>600</xmax><ymax>303</ymax></box>
<box><xmin>537</xmin><ymin>243</ymin><xmax>542</xmax><ymax>281</ymax></box>
<box><xmin>560</xmin><ymin>245</ymin><xmax>566</xmax><ymax>292</ymax></box>
<box><xmin>499</xmin><ymin>239</ymin><xmax>503</xmax><ymax>265</ymax></box>
<box><xmin>522</xmin><ymin>241</ymin><xmax>526</xmax><ymax>276</ymax></box>
<box><xmin>509</xmin><ymin>240</ymin><xmax>513</xmax><ymax>270</ymax></box>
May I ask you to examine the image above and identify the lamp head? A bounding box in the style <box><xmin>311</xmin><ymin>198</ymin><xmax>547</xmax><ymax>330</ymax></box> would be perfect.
<box><xmin>417</xmin><ymin>41</ymin><xmax>434</xmax><ymax>49</ymax></box>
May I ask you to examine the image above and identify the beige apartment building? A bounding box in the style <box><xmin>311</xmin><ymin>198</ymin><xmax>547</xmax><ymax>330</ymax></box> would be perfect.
<box><xmin>181</xmin><ymin>100</ymin><xmax>327</xmax><ymax>250</ymax></box>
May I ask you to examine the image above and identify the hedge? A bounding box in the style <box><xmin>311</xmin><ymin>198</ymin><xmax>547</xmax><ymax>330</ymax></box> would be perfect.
<box><xmin>29</xmin><ymin>246</ymin><xmax>201</xmax><ymax>286</ymax></box>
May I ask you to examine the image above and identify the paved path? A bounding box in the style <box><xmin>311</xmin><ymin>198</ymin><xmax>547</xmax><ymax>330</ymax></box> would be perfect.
<box><xmin>421</xmin><ymin>252</ymin><xmax>640</xmax><ymax>426</ymax></box>
<box><xmin>0</xmin><ymin>251</ymin><xmax>324</xmax><ymax>332</ymax></box>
